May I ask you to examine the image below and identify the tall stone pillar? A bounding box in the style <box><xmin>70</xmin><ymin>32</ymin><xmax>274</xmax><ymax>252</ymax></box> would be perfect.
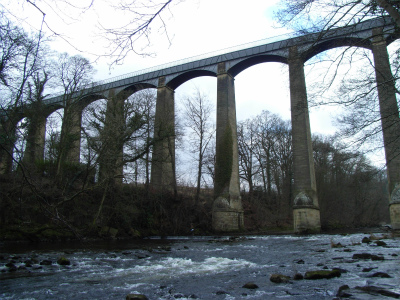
<box><xmin>150</xmin><ymin>77</ymin><xmax>176</xmax><ymax>192</ymax></box>
<box><xmin>288</xmin><ymin>46</ymin><xmax>321</xmax><ymax>233</ymax></box>
<box><xmin>371</xmin><ymin>28</ymin><xmax>400</xmax><ymax>230</ymax></box>
<box><xmin>24</xmin><ymin>114</ymin><xmax>46</xmax><ymax>165</ymax></box>
<box><xmin>64</xmin><ymin>104</ymin><xmax>82</xmax><ymax>163</ymax></box>
<box><xmin>57</xmin><ymin>100</ymin><xmax>82</xmax><ymax>178</ymax></box>
<box><xmin>98</xmin><ymin>90</ymin><xmax>125</xmax><ymax>184</ymax></box>
<box><xmin>212</xmin><ymin>62</ymin><xmax>244</xmax><ymax>232</ymax></box>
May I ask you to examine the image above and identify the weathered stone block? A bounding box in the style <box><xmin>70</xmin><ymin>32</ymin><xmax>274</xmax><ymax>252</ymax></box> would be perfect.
<box><xmin>293</xmin><ymin>207</ymin><xmax>320</xmax><ymax>233</ymax></box>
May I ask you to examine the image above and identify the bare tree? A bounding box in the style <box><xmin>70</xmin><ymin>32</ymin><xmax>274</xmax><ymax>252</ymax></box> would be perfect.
<box><xmin>0</xmin><ymin>15</ymin><xmax>48</xmax><ymax>174</ymax></box>
<box><xmin>237</xmin><ymin>119</ymin><xmax>259</xmax><ymax>195</ymax></box>
<box><xmin>1</xmin><ymin>0</ymin><xmax>183</xmax><ymax>67</ymax></box>
<box><xmin>182</xmin><ymin>87</ymin><xmax>215</xmax><ymax>206</ymax></box>
<box><xmin>275</xmin><ymin>0</ymin><xmax>400</xmax><ymax>31</ymax></box>
<box><xmin>54</xmin><ymin>53</ymin><xmax>95</xmax><ymax>179</ymax></box>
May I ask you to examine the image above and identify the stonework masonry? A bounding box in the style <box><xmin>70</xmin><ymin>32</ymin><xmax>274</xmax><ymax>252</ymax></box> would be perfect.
<box><xmin>150</xmin><ymin>77</ymin><xmax>177</xmax><ymax>192</ymax></box>
<box><xmin>372</xmin><ymin>28</ymin><xmax>400</xmax><ymax>230</ymax></box>
<box><xmin>289</xmin><ymin>46</ymin><xmax>321</xmax><ymax>233</ymax></box>
<box><xmin>212</xmin><ymin>62</ymin><xmax>244</xmax><ymax>232</ymax></box>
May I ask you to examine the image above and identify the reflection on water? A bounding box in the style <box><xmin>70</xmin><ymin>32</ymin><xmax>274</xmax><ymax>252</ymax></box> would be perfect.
<box><xmin>1</xmin><ymin>233</ymin><xmax>399</xmax><ymax>299</ymax></box>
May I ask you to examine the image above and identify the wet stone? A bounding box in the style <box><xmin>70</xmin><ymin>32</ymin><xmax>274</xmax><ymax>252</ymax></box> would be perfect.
<box><xmin>215</xmin><ymin>290</ymin><xmax>228</xmax><ymax>295</ymax></box>
<box><xmin>304</xmin><ymin>269</ymin><xmax>341</xmax><ymax>280</ymax></box>
<box><xmin>57</xmin><ymin>257</ymin><xmax>70</xmax><ymax>265</ymax></box>
<box><xmin>293</xmin><ymin>273</ymin><xmax>304</xmax><ymax>280</ymax></box>
<box><xmin>173</xmin><ymin>293</ymin><xmax>185</xmax><ymax>298</ymax></box>
<box><xmin>40</xmin><ymin>260</ymin><xmax>52</xmax><ymax>265</ymax></box>
<box><xmin>5</xmin><ymin>262</ymin><xmax>15</xmax><ymax>268</ymax></box>
<box><xmin>362</xmin><ymin>237</ymin><xmax>371</xmax><ymax>243</ymax></box>
<box><xmin>126</xmin><ymin>294</ymin><xmax>149</xmax><ymax>300</ymax></box>
<box><xmin>7</xmin><ymin>264</ymin><xmax>17</xmax><ymax>272</ymax></box>
<box><xmin>371</xmin><ymin>255</ymin><xmax>385</xmax><ymax>261</ymax></box>
<box><xmin>270</xmin><ymin>274</ymin><xmax>291</xmax><ymax>283</ymax></box>
<box><xmin>362</xmin><ymin>267</ymin><xmax>376</xmax><ymax>272</ymax></box>
<box><xmin>336</xmin><ymin>285</ymin><xmax>351</xmax><ymax>298</ymax></box>
<box><xmin>369</xmin><ymin>272</ymin><xmax>392</xmax><ymax>278</ymax></box>
<box><xmin>332</xmin><ymin>267</ymin><xmax>348</xmax><ymax>274</ymax></box>
<box><xmin>375</xmin><ymin>240</ymin><xmax>387</xmax><ymax>246</ymax></box>
<box><xmin>242</xmin><ymin>282</ymin><xmax>258</xmax><ymax>289</ymax></box>
<box><xmin>352</xmin><ymin>253</ymin><xmax>384</xmax><ymax>260</ymax></box>
<box><xmin>355</xmin><ymin>285</ymin><xmax>400</xmax><ymax>298</ymax></box>
<box><xmin>331</xmin><ymin>242</ymin><xmax>343</xmax><ymax>248</ymax></box>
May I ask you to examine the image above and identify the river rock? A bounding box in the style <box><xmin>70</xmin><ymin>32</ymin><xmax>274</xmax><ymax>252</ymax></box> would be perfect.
<box><xmin>369</xmin><ymin>272</ymin><xmax>392</xmax><ymax>278</ymax></box>
<box><xmin>332</xmin><ymin>267</ymin><xmax>348</xmax><ymax>274</ymax></box>
<box><xmin>6</xmin><ymin>263</ymin><xmax>17</xmax><ymax>272</ymax></box>
<box><xmin>355</xmin><ymin>285</ymin><xmax>400</xmax><ymax>298</ymax></box>
<box><xmin>293</xmin><ymin>273</ymin><xmax>304</xmax><ymax>280</ymax></box>
<box><xmin>215</xmin><ymin>291</ymin><xmax>228</xmax><ymax>295</ymax></box>
<box><xmin>40</xmin><ymin>259</ymin><xmax>52</xmax><ymax>265</ymax></box>
<box><xmin>362</xmin><ymin>267</ymin><xmax>375</xmax><ymax>272</ymax></box>
<box><xmin>126</xmin><ymin>294</ymin><xmax>149</xmax><ymax>300</ymax></box>
<box><xmin>336</xmin><ymin>285</ymin><xmax>351</xmax><ymax>298</ymax></box>
<box><xmin>57</xmin><ymin>256</ymin><xmax>70</xmax><ymax>265</ymax></box>
<box><xmin>375</xmin><ymin>240</ymin><xmax>387</xmax><ymax>246</ymax></box>
<box><xmin>304</xmin><ymin>269</ymin><xmax>341</xmax><ymax>280</ymax></box>
<box><xmin>352</xmin><ymin>253</ymin><xmax>384</xmax><ymax>260</ymax></box>
<box><xmin>242</xmin><ymin>282</ymin><xmax>258</xmax><ymax>289</ymax></box>
<box><xmin>270</xmin><ymin>274</ymin><xmax>290</xmax><ymax>283</ymax></box>
<box><xmin>362</xmin><ymin>236</ymin><xmax>371</xmax><ymax>243</ymax></box>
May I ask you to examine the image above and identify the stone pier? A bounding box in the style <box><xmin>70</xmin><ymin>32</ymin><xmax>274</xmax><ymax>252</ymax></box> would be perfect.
<box><xmin>98</xmin><ymin>90</ymin><xmax>125</xmax><ymax>184</ymax></box>
<box><xmin>150</xmin><ymin>77</ymin><xmax>177</xmax><ymax>192</ymax></box>
<box><xmin>372</xmin><ymin>28</ymin><xmax>400</xmax><ymax>230</ymax></box>
<box><xmin>24</xmin><ymin>114</ymin><xmax>46</xmax><ymax>165</ymax></box>
<box><xmin>289</xmin><ymin>46</ymin><xmax>321</xmax><ymax>233</ymax></box>
<box><xmin>56</xmin><ymin>99</ymin><xmax>82</xmax><ymax>178</ymax></box>
<box><xmin>212</xmin><ymin>62</ymin><xmax>244</xmax><ymax>232</ymax></box>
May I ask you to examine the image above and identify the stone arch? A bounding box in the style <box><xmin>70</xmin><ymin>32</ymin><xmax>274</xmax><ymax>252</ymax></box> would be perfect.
<box><xmin>76</xmin><ymin>93</ymin><xmax>109</xmax><ymax>112</ymax></box>
<box><xmin>167</xmin><ymin>70</ymin><xmax>216</xmax><ymax>90</ymax></box>
<box><xmin>116</xmin><ymin>82</ymin><xmax>157</xmax><ymax>99</ymax></box>
<box><xmin>303</xmin><ymin>37</ymin><xmax>372</xmax><ymax>62</ymax></box>
<box><xmin>228</xmin><ymin>54</ymin><xmax>288</xmax><ymax>77</ymax></box>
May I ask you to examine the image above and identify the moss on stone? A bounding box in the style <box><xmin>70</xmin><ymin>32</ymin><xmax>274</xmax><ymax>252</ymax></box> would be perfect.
<box><xmin>304</xmin><ymin>269</ymin><xmax>341</xmax><ymax>280</ymax></box>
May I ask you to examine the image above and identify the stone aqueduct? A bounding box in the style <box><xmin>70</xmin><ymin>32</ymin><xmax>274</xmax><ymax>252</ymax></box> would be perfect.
<box><xmin>1</xmin><ymin>17</ymin><xmax>399</xmax><ymax>232</ymax></box>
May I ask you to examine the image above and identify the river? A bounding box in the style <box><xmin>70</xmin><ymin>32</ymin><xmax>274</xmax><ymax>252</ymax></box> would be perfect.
<box><xmin>1</xmin><ymin>232</ymin><xmax>399</xmax><ymax>299</ymax></box>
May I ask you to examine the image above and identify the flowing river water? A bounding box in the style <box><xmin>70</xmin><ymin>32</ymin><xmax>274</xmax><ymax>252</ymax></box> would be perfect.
<box><xmin>1</xmin><ymin>232</ymin><xmax>399</xmax><ymax>299</ymax></box>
